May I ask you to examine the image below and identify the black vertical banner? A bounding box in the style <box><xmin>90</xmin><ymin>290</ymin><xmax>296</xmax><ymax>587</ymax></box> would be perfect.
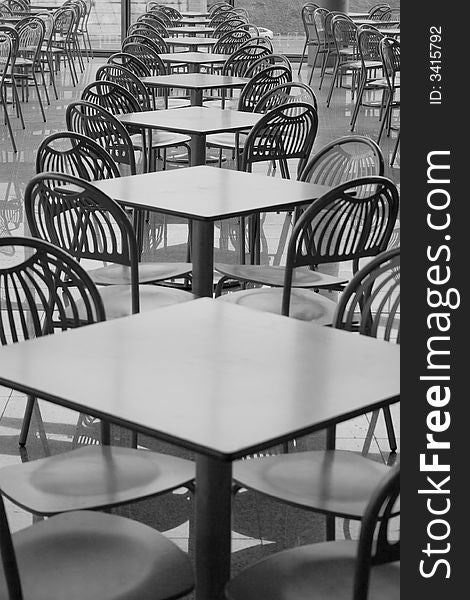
<box><xmin>402</xmin><ymin>1</ymin><xmax>464</xmax><ymax>597</ymax></box>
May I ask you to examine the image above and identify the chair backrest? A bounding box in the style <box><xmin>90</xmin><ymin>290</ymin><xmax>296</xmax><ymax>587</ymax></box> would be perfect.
<box><xmin>312</xmin><ymin>7</ymin><xmax>330</xmax><ymax>45</ymax></box>
<box><xmin>143</xmin><ymin>9</ymin><xmax>173</xmax><ymax>29</ymax></box>
<box><xmin>25</xmin><ymin>173</ymin><xmax>141</xmax><ymax>312</ymax></box>
<box><xmin>96</xmin><ymin>64</ymin><xmax>152</xmax><ymax>111</ymax></box>
<box><xmin>121</xmin><ymin>38</ymin><xmax>168</xmax><ymax>76</ymax></box>
<box><xmin>353</xmin><ymin>463</ymin><xmax>400</xmax><ymax>600</ymax></box>
<box><xmin>240</xmin><ymin>35</ymin><xmax>273</xmax><ymax>52</ymax></box>
<box><xmin>36</xmin><ymin>131</ymin><xmax>121</xmax><ymax>181</ymax></box>
<box><xmin>0</xmin><ymin>27</ymin><xmax>12</xmax><ymax>86</ymax></box>
<box><xmin>128</xmin><ymin>19</ymin><xmax>168</xmax><ymax>39</ymax></box>
<box><xmin>244</xmin><ymin>53</ymin><xmax>292</xmax><ymax>77</ymax></box>
<box><xmin>209</xmin><ymin>2</ymin><xmax>233</xmax><ymax>16</ymax></box>
<box><xmin>299</xmin><ymin>135</ymin><xmax>384</xmax><ymax>187</ymax></box>
<box><xmin>238</xmin><ymin>65</ymin><xmax>292</xmax><ymax>112</ymax></box>
<box><xmin>122</xmin><ymin>32</ymin><xmax>168</xmax><ymax>54</ymax></box>
<box><xmin>301</xmin><ymin>3</ymin><xmax>319</xmax><ymax>40</ymax></box>
<box><xmin>369</xmin><ymin>4</ymin><xmax>392</xmax><ymax>20</ymax></box>
<box><xmin>0</xmin><ymin>236</ymin><xmax>105</xmax><ymax>347</ymax></box>
<box><xmin>52</xmin><ymin>6</ymin><xmax>75</xmax><ymax>41</ymax></box>
<box><xmin>4</xmin><ymin>0</ymin><xmax>26</xmax><ymax>12</ymax></box>
<box><xmin>152</xmin><ymin>5</ymin><xmax>181</xmax><ymax>24</ymax></box>
<box><xmin>254</xmin><ymin>81</ymin><xmax>318</xmax><ymax>114</ymax></box>
<box><xmin>242</xmin><ymin>102</ymin><xmax>318</xmax><ymax>177</ymax></box>
<box><xmin>0</xmin><ymin>4</ymin><xmax>13</xmax><ymax>17</ymax></box>
<box><xmin>66</xmin><ymin>100</ymin><xmax>137</xmax><ymax>174</ymax></box>
<box><xmin>80</xmin><ymin>80</ymin><xmax>141</xmax><ymax>116</ymax></box>
<box><xmin>222</xmin><ymin>43</ymin><xmax>272</xmax><ymax>77</ymax></box>
<box><xmin>107</xmin><ymin>51</ymin><xmax>152</xmax><ymax>77</ymax></box>
<box><xmin>333</xmin><ymin>247</ymin><xmax>400</xmax><ymax>342</ymax></box>
<box><xmin>281</xmin><ymin>176</ymin><xmax>399</xmax><ymax>315</ymax></box>
<box><xmin>213</xmin><ymin>26</ymin><xmax>251</xmax><ymax>54</ymax></box>
<box><xmin>210</xmin><ymin>8</ymin><xmax>237</xmax><ymax>27</ymax></box>
<box><xmin>380</xmin><ymin>36</ymin><xmax>400</xmax><ymax>88</ymax></box>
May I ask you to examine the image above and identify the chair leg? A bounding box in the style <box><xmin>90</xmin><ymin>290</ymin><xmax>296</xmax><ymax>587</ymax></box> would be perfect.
<box><xmin>390</xmin><ymin>130</ymin><xmax>400</xmax><ymax>166</ymax></box>
<box><xmin>326</xmin><ymin>61</ymin><xmax>340</xmax><ymax>107</ymax></box>
<box><xmin>382</xmin><ymin>405</ymin><xmax>397</xmax><ymax>452</ymax></box>
<box><xmin>298</xmin><ymin>41</ymin><xmax>308</xmax><ymax>75</ymax></box>
<box><xmin>19</xmin><ymin>395</ymin><xmax>36</xmax><ymax>446</ymax></box>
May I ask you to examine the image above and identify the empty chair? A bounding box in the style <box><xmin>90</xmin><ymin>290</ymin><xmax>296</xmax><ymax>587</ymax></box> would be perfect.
<box><xmin>216</xmin><ymin>177</ymin><xmax>399</xmax><ymax>323</ymax></box>
<box><xmin>253</xmin><ymin>81</ymin><xmax>318</xmax><ymax>113</ymax></box>
<box><xmin>206</xmin><ymin>65</ymin><xmax>292</xmax><ymax>168</ymax></box>
<box><xmin>108</xmin><ymin>51</ymin><xmax>152</xmax><ymax>77</ymax></box>
<box><xmin>213</xmin><ymin>17</ymin><xmax>247</xmax><ymax>38</ymax></box>
<box><xmin>122</xmin><ymin>32</ymin><xmax>169</xmax><ymax>56</ymax></box>
<box><xmin>215</xmin><ymin>135</ymin><xmax>384</xmax><ymax>292</ymax></box>
<box><xmin>369</xmin><ymin>3</ymin><xmax>392</xmax><ymax>20</ymax></box>
<box><xmin>0</xmin><ymin>235</ymin><xmax>195</xmax><ymax>600</ymax></box>
<box><xmin>245</xmin><ymin>53</ymin><xmax>292</xmax><ymax>77</ymax></box>
<box><xmin>212</xmin><ymin>27</ymin><xmax>251</xmax><ymax>54</ymax></box>
<box><xmin>24</xmin><ymin>172</ymin><xmax>194</xmax><ymax>318</ymax></box>
<box><xmin>0</xmin><ymin>27</ymin><xmax>17</xmax><ymax>152</ymax></box>
<box><xmin>96</xmin><ymin>63</ymin><xmax>155</xmax><ymax>109</ymax></box>
<box><xmin>240</xmin><ymin>35</ymin><xmax>273</xmax><ymax>52</ymax></box>
<box><xmin>326</xmin><ymin>14</ymin><xmax>360</xmax><ymax>107</ymax></box>
<box><xmin>298</xmin><ymin>3</ymin><xmax>320</xmax><ymax>75</ymax></box>
<box><xmin>128</xmin><ymin>19</ymin><xmax>169</xmax><ymax>39</ymax></box>
<box><xmin>377</xmin><ymin>36</ymin><xmax>400</xmax><ymax>144</ymax></box>
<box><xmin>226</xmin><ymin>464</ymin><xmax>400</xmax><ymax>600</ymax></box>
<box><xmin>230</xmin><ymin>249</ymin><xmax>400</xmax><ymax>541</ymax></box>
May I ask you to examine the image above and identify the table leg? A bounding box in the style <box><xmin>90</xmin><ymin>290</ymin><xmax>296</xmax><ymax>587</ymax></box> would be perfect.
<box><xmin>190</xmin><ymin>133</ymin><xmax>206</xmax><ymax>166</ymax></box>
<box><xmin>191</xmin><ymin>89</ymin><xmax>203</xmax><ymax>106</ymax></box>
<box><xmin>195</xmin><ymin>455</ymin><xmax>233</xmax><ymax>600</ymax></box>
<box><xmin>191</xmin><ymin>220</ymin><xmax>214</xmax><ymax>297</ymax></box>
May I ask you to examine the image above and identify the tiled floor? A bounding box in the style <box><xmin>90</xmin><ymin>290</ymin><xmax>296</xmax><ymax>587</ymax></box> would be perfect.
<box><xmin>0</xmin><ymin>53</ymin><xmax>399</xmax><ymax>573</ymax></box>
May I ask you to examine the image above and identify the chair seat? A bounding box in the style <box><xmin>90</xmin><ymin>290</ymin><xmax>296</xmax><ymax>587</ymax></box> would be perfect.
<box><xmin>206</xmin><ymin>131</ymin><xmax>248</xmax><ymax>149</ymax></box>
<box><xmin>89</xmin><ymin>262</ymin><xmax>192</xmax><ymax>286</ymax></box>
<box><xmin>87</xmin><ymin>284</ymin><xmax>195</xmax><ymax>319</ymax></box>
<box><xmin>0</xmin><ymin>445</ymin><xmax>195</xmax><ymax>515</ymax></box>
<box><xmin>130</xmin><ymin>132</ymin><xmax>191</xmax><ymax>150</ymax></box>
<box><xmin>215</xmin><ymin>264</ymin><xmax>347</xmax><ymax>289</ymax></box>
<box><xmin>226</xmin><ymin>538</ymin><xmax>399</xmax><ymax>600</ymax></box>
<box><xmin>216</xmin><ymin>287</ymin><xmax>336</xmax><ymax>323</ymax></box>
<box><xmin>233</xmin><ymin>450</ymin><xmax>396</xmax><ymax>518</ymax></box>
<box><xmin>0</xmin><ymin>510</ymin><xmax>194</xmax><ymax>600</ymax></box>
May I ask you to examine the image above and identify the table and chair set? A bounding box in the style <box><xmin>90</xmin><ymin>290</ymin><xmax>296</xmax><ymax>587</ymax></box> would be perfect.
<box><xmin>0</xmin><ymin>1</ymin><xmax>400</xmax><ymax>599</ymax></box>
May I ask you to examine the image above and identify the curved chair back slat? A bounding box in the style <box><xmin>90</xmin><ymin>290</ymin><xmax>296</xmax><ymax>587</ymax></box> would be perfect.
<box><xmin>96</xmin><ymin>63</ymin><xmax>152</xmax><ymax>110</ymax></box>
<box><xmin>213</xmin><ymin>26</ymin><xmax>251</xmax><ymax>54</ymax></box>
<box><xmin>244</xmin><ymin>53</ymin><xmax>292</xmax><ymax>77</ymax></box>
<box><xmin>254</xmin><ymin>81</ymin><xmax>318</xmax><ymax>114</ymax></box>
<box><xmin>221</xmin><ymin>43</ymin><xmax>272</xmax><ymax>77</ymax></box>
<box><xmin>107</xmin><ymin>51</ymin><xmax>152</xmax><ymax>77</ymax></box>
<box><xmin>238</xmin><ymin>65</ymin><xmax>292</xmax><ymax>112</ymax></box>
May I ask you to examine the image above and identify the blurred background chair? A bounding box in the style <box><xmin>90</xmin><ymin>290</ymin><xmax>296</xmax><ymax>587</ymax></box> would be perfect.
<box><xmin>0</xmin><ymin>235</ymin><xmax>196</xmax><ymax>521</ymax></box>
<box><xmin>297</xmin><ymin>3</ymin><xmax>319</xmax><ymax>77</ymax></box>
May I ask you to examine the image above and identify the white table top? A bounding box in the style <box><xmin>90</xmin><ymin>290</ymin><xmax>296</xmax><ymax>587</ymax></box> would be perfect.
<box><xmin>0</xmin><ymin>299</ymin><xmax>400</xmax><ymax>459</ymax></box>
<box><xmin>158</xmin><ymin>52</ymin><xmax>230</xmax><ymax>65</ymax></box>
<box><xmin>92</xmin><ymin>165</ymin><xmax>331</xmax><ymax>221</ymax></box>
<box><xmin>141</xmin><ymin>73</ymin><xmax>249</xmax><ymax>91</ymax></box>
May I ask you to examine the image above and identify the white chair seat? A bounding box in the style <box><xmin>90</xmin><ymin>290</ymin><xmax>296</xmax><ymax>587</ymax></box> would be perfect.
<box><xmin>215</xmin><ymin>264</ymin><xmax>347</xmax><ymax>288</ymax></box>
<box><xmin>79</xmin><ymin>284</ymin><xmax>195</xmax><ymax>320</ymax></box>
<box><xmin>0</xmin><ymin>445</ymin><xmax>195</xmax><ymax>515</ymax></box>
<box><xmin>0</xmin><ymin>509</ymin><xmax>194</xmax><ymax>600</ymax></box>
<box><xmin>226</xmin><ymin>538</ymin><xmax>399</xmax><ymax>600</ymax></box>
<box><xmin>233</xmin><ymin>450</ymin><xmax>396</xmax><ymax>517</ymax></box>
<box><xmin>206</xmin><ymin>131</ymin><xmax>248</xmax><ymax>149</ymax></box>
<box><xmin>89</xmin><ymin>262</ymin><xmax>192</xmax><ymax>286</ymax></box>
<box><xmin>216</xmin><ymin>287</ymin><xmax>336</xmax><ymax>323</ymax></box>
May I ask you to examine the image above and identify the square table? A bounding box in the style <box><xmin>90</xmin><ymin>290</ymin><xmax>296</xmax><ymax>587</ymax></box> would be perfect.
<box><xmin>166</xmin><ymin>36</ymin><xmax>219</xmax><ymax>52</ymax></box>
<box><xmin>167</xmin><ymin>26</ymin><xmax>215</xmax><ymax>36</ymax></box>
<box><xmin>180</xmin><ymin>11</ymin><xmax>210</xmax><ymax>18</ymax></box>
<box><xmin>0</xmin><ymin>298</ymin><xmax>400</xmax><ymax>600</ymax></box>
<box><xmin>141</xmin><ymin>73</ymin><xmax>249</xmax><ymax>106</ymax></box>
<box><xmin>92</xmin><ymin>165</ymin><xmax>331</xmax><ymax>297</ymax></box>
<box><xmin>118</xmin><ymin>106</ymin><xmax>263</xmax><ymax>168</ymax></box>
<box><xmin>179</xmin><ymin>17</ymin><xmax>211</xmax><ymax>25</ymax></box>
<box><xmin>158</xmin><ymin>52</ymin><xmax>230</xmax><ymax>73</ymax></box>
<box><xmin>351</xmin><ymin>18</ymin><xmax>400</xmax><ymax>26</ymax></box>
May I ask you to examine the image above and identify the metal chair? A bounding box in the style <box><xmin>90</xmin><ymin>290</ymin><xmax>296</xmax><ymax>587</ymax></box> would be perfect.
<box><xmin>226</xmin><ymin>464</ymin><xmax>400</xmax><ymax>600</ymax></box>
<box><xmin>213</xmin><ymin>17</ymin><xmax>247</xmax><ymax>38</ymax></box>
<box><xmin>206</xmin><ymin>65</ymin><xmax>292</xmax><ymax>168</ymax></box>
<box><xmin>121</xmin><ymin>37</ymin><xmax>169</xmax><ymax>75</ymax></box>
<box><xmin>253</xmin><ymin>81</ymin><xmax>318</xmax><ymax>114</ymax></box>
<box><xmin>80</xmin><ymin>80</ymin><xmax>191</xmax><ymax>171</ymax></box>
<box><xmin>326</xmin><ymin>14</ymin><xmax>359</xmax><ymax>107</ymax></box>
<box><xmin>229</xmin><ymin>248</ymin><xmax>400</xmax><ymax>544</ymax></box>
<box><xmin>369</xmin><ymin>4</ymin><xmax>392</xmax><ymax>20</ymax></box>
<box><xmin>240</xmin><ymin>34</ymin><xmax>273</xmax><ymax>51</ymax></box>
<box><xmin>0</xmin><ymin>236</ymin><xmax>195</xmax><ymax>599</ymax></box>
<box><xmin>245</xmin><ymin>53</ymin><xmax>292</xmax><ymax>77</ymax></box>
<box><xmin>298</xmin><ymin>3</ymin><xmax>320</xmax><ymax>75</ymax></box>
<box><xmin>122</xmin><ymin>32</ymin><xmax>169</xmax><ymax>54</ymax></box>
<box><xmin>66</xmin><ymin>100</ymin><xmax>139</xmax><ymax>175</ymax></box>
<box><xmin>216</xmin><ymin>178</ymin><xmax>399</xmax><ymax>324</ymax></box>
<box><xmin>49</xmin><ymin>6</ymin><xmax>79</xmax><ymax>86</ymax></box>
<box><xmin>128</xmin><ymin>20</ymin><xmax>169</xmax><ymax>40</ymax></box>
<box><xmin>215</xmin><ymin>135</ymin><xmax>385</xmax><ymax>293</ymax></box>
<box><xmin>350</xmin><ymin>26</ymin><xmax>386</xmax><ymax>132</ymax></box>
<box><xmin>25</xmin><ymin>172</ymin><xmax>194</xmax><ymax>319</ymax></box>
<box><xmin>309</xmin><ymin>6</ymin><xmax>333</xmax><ymax>87</ymax></box>
<box><xmin>377</xmin><ymin>36</ymin><xmax>400</xmax><ymax>144</ymax></box>
<box><xmin>141</xmin><ymin>9</ymin><xmax>173</xmax><ymax>30</ymax></box>
<box><xmin>0</xmin><ymin>27</ymin><xmax>17</xmax><ymax>152</ymax></box>
<box><xmin>108</xmin><ymin>51</ymin><xmax>152</xmax><ymax>77</ymax></box>
<box><xmin>212</xmin><ymin>26</ymin><xmax>251</xmax><ymax>54</ymax></box>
